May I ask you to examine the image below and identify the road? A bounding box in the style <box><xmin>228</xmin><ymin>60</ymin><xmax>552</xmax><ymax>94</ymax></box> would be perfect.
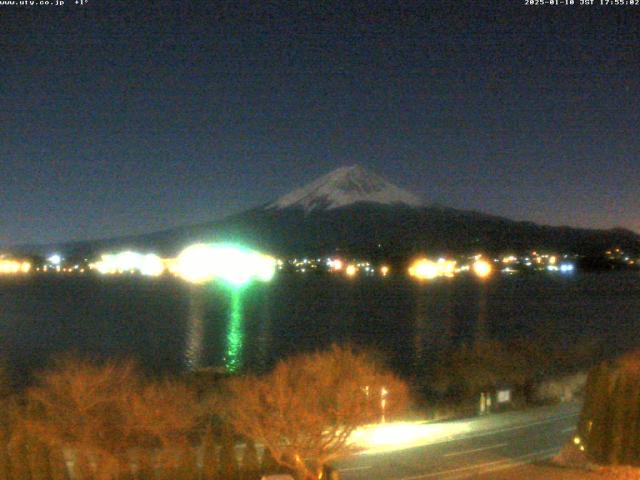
<box><xmin>336</xmin><ymin>402</ymin><xmax>581</xmax><ymax>480</ymax></box>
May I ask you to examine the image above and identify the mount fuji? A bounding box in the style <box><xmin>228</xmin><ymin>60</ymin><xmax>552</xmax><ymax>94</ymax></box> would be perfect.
<box><xmin>17</xmin><ymin>165</ymin><xmax>640</xmax><ymax>260</ymax></box>
<box><xmin>266</xmin><ymin>165</ymin><xmax>423</xmax><ymax>212</ymax></box>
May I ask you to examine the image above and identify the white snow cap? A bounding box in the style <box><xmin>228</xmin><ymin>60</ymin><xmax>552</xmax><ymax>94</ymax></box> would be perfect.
<box><xmin>267</xmin><ymin>165</ymin><xmax>423</xmax><ymax>212</ymax></box>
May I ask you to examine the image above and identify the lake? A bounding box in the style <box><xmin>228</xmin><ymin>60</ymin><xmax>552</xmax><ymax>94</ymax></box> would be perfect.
<box><xmin>1</xmin><ymin>272</ymin><xmax>639</xmax><ymax>382</ymax></box>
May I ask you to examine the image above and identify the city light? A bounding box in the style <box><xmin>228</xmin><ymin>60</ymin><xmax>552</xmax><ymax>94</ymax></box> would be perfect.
<box><xmin>139</xmin><ymin>254</ymin><xmax>165</xmax><ymax>277</ymax></box>
<box><xmin>408</xmin><ymin>258</ymin><xmax>439</xmax><ymax>280</ymax></box>
<box><xmin>472</xmin><ymin>259</ymin><xmax>493</xmax><ymax>279</ymax></box>
<box><xmin>47</xmin><ymin>254</ymin><xmax>62</xmax><ymax>265</ymax></box>
<box><xmin>328</xmin><ymin>258</ymin><xmax>344</xmax><ymax>271</ymax></box>
<box><xmin>174</xmin><ymin>243</ymin><xmax>276</xmax><ymax>286</ymax></box>
<box><xmin>408</xmin><ymin>258</ymin><xmax>457</xmax><ymax>280</ymax></box>
<box><xmin>92</xmin><ymin>251</ymin><xmax>165</xmax><ymax>277</ymax></box>
<box><xmin>9</xmin><ymin>246</ymin><xmax>585</xmax><ymax>282</ymax></box>
<box><xmin>254</xmin><ymin>253</ymin><xmax>277</xmax><ymax>282</ymax></box>
<box><xmin>560</xmin><ymin>263</ymin><xmax>575</xmax><ymax>274</ymax></box>
<box><xmin>346</xmin><ymin>264</ymin><xmax>358</xmax><ymax>277</ymax></box>
<box><xmin>437</xmin><ymin>258</ymin><xmax>457</xmax><ymax>278</ymax></box>
<box><xmin>0</xmin><ymin>259</ymin><xmax>31</xmax><ymax>274</ymax></box>
<box><xmin>173</xmin><ymin>244</ymin><xmax>216</xmax><ymax>283</ymax></box>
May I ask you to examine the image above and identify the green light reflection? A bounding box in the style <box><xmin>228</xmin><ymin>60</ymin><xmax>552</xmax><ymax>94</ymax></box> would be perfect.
<box><xmin>224</xmin><ymin>288</ymin><xmax>245</xmax><ymax>372</ymax></box>
<box><xmin>185</xmin><ymin>286</ymin><xmax>205</xmax><ymax>370</ymax></box>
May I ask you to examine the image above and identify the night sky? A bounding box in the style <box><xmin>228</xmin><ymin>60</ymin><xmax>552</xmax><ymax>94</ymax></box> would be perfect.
<box><xmin>2</xmin><ymin>1</ymin><xmax>639</xmax><ymax>247</ymax></box>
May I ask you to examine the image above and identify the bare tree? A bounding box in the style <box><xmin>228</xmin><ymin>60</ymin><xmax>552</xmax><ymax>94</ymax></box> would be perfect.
<box><xmin>25</xmin><ymin>357</ymin><xmax>200</xmax><ymax>480</ymax></box>
<box><xmin>220</xmin><ymin>345</ymin><xmax>408</xmax><ymax>480</ymax></box>
<box><xmin>129</xmin><ymin>379</ymin><xmax>201</xmax><ymax>456</ymax></box>
<box><xmin>25</xmin><ymin>357</ymin><xmax>138</xmax><ymax>480</ymax></box>
<box><xmin>0</xmin><ymin>363</ymin><xmax>11</xmax><ymax>480</ymax></box>
<box><xmin>0</xmin><ymin>361</ymin><xmax>11</xmax><ymax>402</ymax></box>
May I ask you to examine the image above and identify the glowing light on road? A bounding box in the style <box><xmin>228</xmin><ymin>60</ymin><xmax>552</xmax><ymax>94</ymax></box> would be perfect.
<box><xmin>380</xmin><ymin>265</ymin><xmax>390</xmax><ymax>277</ymax></box>
<box><xmin>472</xmin><ymin>259</ymin><xmax>493</xmax><ymax>279</ymax></box>
<box><xmin>351</xmin><ymin>420</ymin><xmax>472</xmax><ymax>455</ymax></box>
<box><xmin>346</xmin><ymin>264</ymin><xmax>358</xmax><ymax>277</ymax></box>
<box><xmin>175</xmin><ymin>243</ymin><xmax>276</xmax><ymax>286</ymax></box>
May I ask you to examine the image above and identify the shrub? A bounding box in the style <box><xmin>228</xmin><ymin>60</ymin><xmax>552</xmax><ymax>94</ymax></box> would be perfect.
<box><xmin>578</xmin><ymin>351</ymin><xmax>640</xmax><ymax>465</ymax></box>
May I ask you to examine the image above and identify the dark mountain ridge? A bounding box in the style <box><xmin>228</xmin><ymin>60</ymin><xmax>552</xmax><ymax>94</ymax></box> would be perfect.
<box><xmin>10</xmin><ymin>166</ymin><xmax>640</xmax><ymax>260</ymax></box>
<box><xmin>12</xmin><ymin>203</ymin><xmax>640</xmax><ymax>261</ymax></box>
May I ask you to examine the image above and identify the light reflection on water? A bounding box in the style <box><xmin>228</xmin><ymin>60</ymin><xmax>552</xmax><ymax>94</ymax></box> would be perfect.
<box><xmin>256</xmin><ymin>286</ymin><xmax>273</xmax><ymax>369</ymax></box>
<box><xmin>413</xmin><ymin>287</ymin><xmax>427</xmax><ymax>370</ymax></box>
<box><xmin>184</xmin><ymin>287</ymin><xmax>205</xmax><ymax>370</ymax></box>
<box><xmin>184</xmin><ymin>286</ymin><xmax>248</xmax><ymax>373</ymax></box>
<box><xmin>224</xmin><ymin>289</ymin><xmax>244</xmax><ymax>372</ymax></box>
<box><xmin>475</xmin><ymin>282</ymin><xmax>489</xmax><ymax>345</ymax></box>
<box><xmin>1</xmin><ymin>273</ymin><xmax>640</xmax><ymax>378</ymax></box>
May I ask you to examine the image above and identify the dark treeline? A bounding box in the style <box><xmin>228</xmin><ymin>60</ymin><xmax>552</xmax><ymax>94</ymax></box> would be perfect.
<box><xmin>412</xmin><ymin>337</ymin><xmax>601</xmax><ymax>404</ymax></box>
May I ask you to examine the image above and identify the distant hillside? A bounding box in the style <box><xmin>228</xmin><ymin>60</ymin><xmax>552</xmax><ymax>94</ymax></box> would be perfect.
<box><xmin>12</xmin><ymin>166</ymin><xmax>640</xmax><ymax>260</ymax></box>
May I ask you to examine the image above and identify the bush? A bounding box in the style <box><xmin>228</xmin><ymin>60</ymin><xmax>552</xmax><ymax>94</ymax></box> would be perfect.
<box><xmin>432</xmin><ymin>340</ymin><xmax>531</xmax><ymax>399</ymax></box>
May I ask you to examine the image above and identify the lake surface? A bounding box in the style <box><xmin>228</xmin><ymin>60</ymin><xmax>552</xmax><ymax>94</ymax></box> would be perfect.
<box><xmin>1</xmin><ymin>272</ymin><xmax>639</xmax><ymax>381</ymax></box>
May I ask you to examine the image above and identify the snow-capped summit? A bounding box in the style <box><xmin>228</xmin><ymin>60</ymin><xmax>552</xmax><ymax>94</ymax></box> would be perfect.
<box><xmin>267</xmin><ymin>165</ymin><xmax>423</xmax><ymax>212</ymax></box>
